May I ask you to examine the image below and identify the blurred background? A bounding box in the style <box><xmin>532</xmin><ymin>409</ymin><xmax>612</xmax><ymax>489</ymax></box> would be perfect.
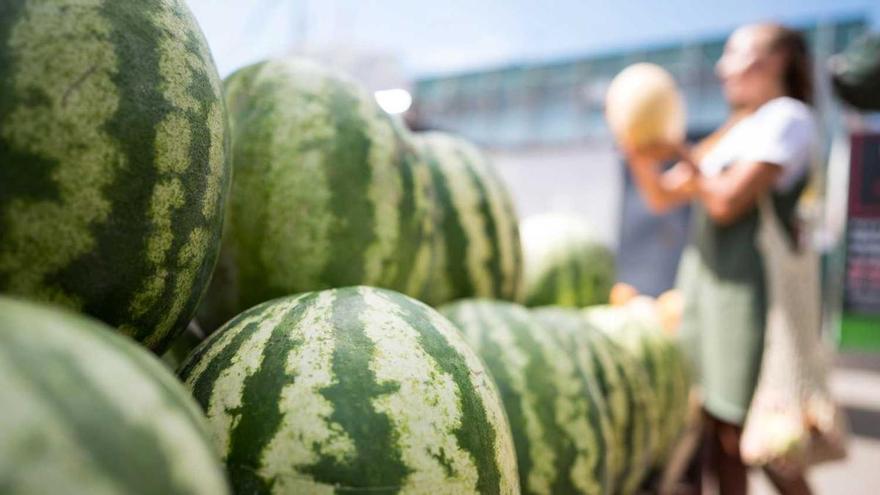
<box><xmin>184</xmin><ymin>1</ymin><xmax>880</xmax><ymax>490</ymax></box>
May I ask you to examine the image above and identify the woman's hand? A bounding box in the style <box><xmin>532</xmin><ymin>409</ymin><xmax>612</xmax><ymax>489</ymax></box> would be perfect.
<box><xmin>623</xmin><ymin>141</ymin><xmax>699</xmax><ymax>214</ymax></box>
<box><xmin>673</xmin><ymin>142</ymin><xmax>700</xmax><ymax>172</ymax></box>
<box><xmin>662</xmin><ymin>161</ymin><xmax>699</xmax><ymax>197</ymax></box>
<box><xmin>623</xmin><ymin>141</ymin><xmax>681</xmax><ymax>169</ymax></box>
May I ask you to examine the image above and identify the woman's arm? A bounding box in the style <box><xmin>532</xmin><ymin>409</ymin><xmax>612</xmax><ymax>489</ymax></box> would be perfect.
<box><xmin>695</xmin><ymin>100</ymin><xmax>814</xmax><ymax>225</ymax></box>
<box><xmin>628</xmin><ymin>152</ymin><xmax>782</xmax><ymax>223</ymax></box>
<box><xmin>696</xmin><ymin>161</ymin><xmax>781</xmax><ymax>225</ymax></box>
<box><xmin>622</xmin><ymin>115</ymin><xmax>756</xmax><ymax>216</ymax></box>
<box><xmin>627</xmin><ymin>157</ymin><xmax>698</xmax><ymax>214</ymax></box>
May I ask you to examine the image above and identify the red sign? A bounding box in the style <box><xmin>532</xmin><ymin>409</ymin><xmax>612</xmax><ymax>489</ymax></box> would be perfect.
<box><xmin>844</xmin><ymin>132</ymin><xmax>880</xmax><ymax>314</ymax></box>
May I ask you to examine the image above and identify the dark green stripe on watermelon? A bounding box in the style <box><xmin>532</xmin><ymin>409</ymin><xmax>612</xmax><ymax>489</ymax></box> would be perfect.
<box><xmin>318</xmin><ymin>86</ymin><xmax>377</xmax><ymax>288</ymax></box>
<box><xmin>304</xmin><ymin>291</ymin><xmax>411</xmax><ymax>490</ymax></box>
<box><xmin>603</xmin><ymin>336</ymin><xmax>649</xmax><ymax>493</ymax></box>
<box><xmin>390</xmin><ymin>136</ymin><xmax>419</xmax><ymax>288</ymax></box>
<box><xmin>530</xmin><ymin>308</ymin><xmax>614</xmax><ymax>493</ymax></box>
<box><xmin>393</xmin><ymin>294</ymin><xmax>504</xmax><ymax>494</ymax></box>
<box><xmin>388</xmin><ymin>128</ymin><xmax>433</xmax><ymax>295</ymax></box>
<box><xmin>53</xmin><ymin>0</ymin><xmax>147</xmax><ymax>324</ymax></box>
<box><xmin>425</xmin><ymin>147</ymin><xmax>475</xmax><ymax>298</ymax></box>
<box><xmin>459</xmin><ymin>149</ymin><xmax>505</xmax><ymax>297</ymax></box>
<box><xmin>497</xmin><ymin>306</ymin><xmax>585</xmax><ymax>495</ymax></box>
<box><xmin>462</xmin><ymin>305</ymin><xmax>534</xmax><ymax>488</ymax></box>
<box><xmin>0</xmin><ymin>0</ymin><xmax>56</xmax><ymax>230</ymax></box>
<box><xmin>181</xmin><ymin>303</ymin><xmax>271</xmax><ymax>413</ymax></box>
<box><xmin>222</xmin><ymin>294</ymin><xmax>326</xmax><ymax>494</ymax></box>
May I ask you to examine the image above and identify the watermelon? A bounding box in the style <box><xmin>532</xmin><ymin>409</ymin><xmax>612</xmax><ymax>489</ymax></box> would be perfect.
<box><xmin>180</xmin><ymin>286</ymin><xmax>519</xmax><ymax>494</ymax></box>
<box><xmin>531</xmin><ymin>307</ymin><xmax>656</xmax><ymax>495</ymax></box>
<box><xmin>0</xmin><ymin>0</ymin><xmax>230</xmax><ymax>353</ymax></box>
<box><xmin>0</xmin><ymin>296</ymin><xmax>230</xmax><ymax>494</ymax></box>
<box><xmin>441</xmin><ymin>300</ymin><xmax>611</xmax><ymax>495</ymax></box>
<box><xmin>198</xmin><ymin>58</ymin><xmax>434</xmax><ymax>329</ymax></box>
<box><xmin>584</xmin><ymin>304</ymin><xmax>690</xmax><ymax>466</ymax></box>
<box><xmin>418</xmin><ymin>132</ymin><xmax>522</xmax><ymax>306</ymax></box>
<box><xmin>520</xmin><ymin>214</ymin><xmax>614</xmax><ymax>308</ymax></box>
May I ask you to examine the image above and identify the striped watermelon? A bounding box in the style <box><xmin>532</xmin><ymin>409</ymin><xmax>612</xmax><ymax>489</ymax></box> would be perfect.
<box><xmin>198</xmin><ymin>58</ymin><xmax>434</xmax><ymax>329</ymax></box>
<box><xmin>441</xmin><ymin>300</ymin><xmax>611</xmax><ymax>495</ymax></box>
<box><xmin>0</xmin><ymin>296</ymin><xmax>229</xmax><ymax>494</ymax></box>
<box><xmin>180</xmin><ymin>286</ymin><xmax>519</xmax><ymax>494</ymax></box>
<box><xmin>584</xmin><ymin>304</ymin><xmax>690</xmax><ymax>465</ymax></box>
<box><xmin>0</xmin><ymin>0</ymin><xmax>230</xmax><ymax>353</ymax></box>
<box><xmin>418</xmin><ymin>132</ymin><xmax>522</xmax><ymax>306</ymax></box>
<box><xmin>531</xmin><ymin>307</ymin><xmax>656</xmax><ymax>495</ymax></box>
<box><xmin>521</xmin><ymin>214</ymin><xmax>614</xmax><ymax>308</ymax></box>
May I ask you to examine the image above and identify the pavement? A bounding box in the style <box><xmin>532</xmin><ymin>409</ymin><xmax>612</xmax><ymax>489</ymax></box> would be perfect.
<box><xmin>750</xmin><ymin>353</ymin><xmax>880</xmax><ymax>495</ymax></box>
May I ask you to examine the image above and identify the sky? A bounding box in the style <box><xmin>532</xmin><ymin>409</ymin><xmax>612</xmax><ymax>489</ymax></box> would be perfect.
<box><xmin>186</xmin><ymin>0</ymin><xmax>880</xmax><ymax>79</ymax></box>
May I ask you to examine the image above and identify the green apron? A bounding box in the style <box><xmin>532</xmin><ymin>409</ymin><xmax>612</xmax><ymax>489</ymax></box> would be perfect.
<box><xmin>676</xmin><ymin>185</ymin><xmax>804</xmax><ymax>424</ymax></box>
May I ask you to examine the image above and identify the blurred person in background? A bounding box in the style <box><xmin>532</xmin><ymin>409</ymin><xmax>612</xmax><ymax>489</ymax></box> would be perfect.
<box><xmin>624</xmin><ymin>23</ymin><xmax>818</xmax><ymax>495</ymax></box>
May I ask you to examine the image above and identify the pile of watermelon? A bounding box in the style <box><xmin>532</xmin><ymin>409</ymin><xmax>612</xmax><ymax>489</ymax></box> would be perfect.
<box><xmin>1</xmin><ymin>2</ymin><xmax>691</xmax><ymax>494</ymax></box>
<box><xmin>439</xmin><ymin>299</ymin><xmax>691</xmax><ymax>495</ymax></box>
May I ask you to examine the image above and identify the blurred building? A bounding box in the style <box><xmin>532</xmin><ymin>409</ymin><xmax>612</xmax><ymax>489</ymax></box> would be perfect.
<box><xmin>412</xmin><ymin>16</ymin><xmax>866</xmax><ymax>148</ymax></box>
<box><xmin>410</xmin><ymin>16</ymin><xmax>868</xmax><ymax>294</ymax></box>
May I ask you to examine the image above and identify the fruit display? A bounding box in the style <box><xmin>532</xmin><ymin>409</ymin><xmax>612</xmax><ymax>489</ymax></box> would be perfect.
<box><xmin>1</xmin><ymin>6</ymin><xmax>701</xmax><ymax>492</ymax></box>
<box><xmin>0</xmin><ymin>0</ymin><xmax>231</xmax><ymax>353</ymax></box>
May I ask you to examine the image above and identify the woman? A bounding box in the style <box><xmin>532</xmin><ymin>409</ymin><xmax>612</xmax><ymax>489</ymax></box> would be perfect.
<box><xmin>624</xmin><ymin>24</ymin><xmax>818</xmax><ymax>495</ymax></box>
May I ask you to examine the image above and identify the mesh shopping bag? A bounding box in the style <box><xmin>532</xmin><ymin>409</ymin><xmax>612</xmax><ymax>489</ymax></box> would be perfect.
<box><xmin>740</xmin><ymin>197</ymin><xmax>848</xmax><ymax>470</ymax></box>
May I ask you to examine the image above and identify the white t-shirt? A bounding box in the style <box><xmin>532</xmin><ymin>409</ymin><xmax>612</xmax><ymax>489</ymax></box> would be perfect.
<box><xmin>700</xmin><ymin>96</ymin><xmax>818</xmax><ymax>192</ymax></box>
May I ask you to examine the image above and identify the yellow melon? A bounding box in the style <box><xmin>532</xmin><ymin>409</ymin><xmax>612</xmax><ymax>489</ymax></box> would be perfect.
<box><xmin>606</xmin><ymin>63</ymin><xmax>686</xmax><ymax>151</ymax></box>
